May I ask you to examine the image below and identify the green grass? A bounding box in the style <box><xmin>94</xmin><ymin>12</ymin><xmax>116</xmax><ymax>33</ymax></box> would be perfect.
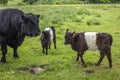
<box><xmin>8</xmin><ymin>0</ymin><xmax>22</xmax><ymax>5</ymax></box>
<box><xmin>0</xmin><ymin>4</ymin><xmax>120</xmax><ymax>80</ymax></box>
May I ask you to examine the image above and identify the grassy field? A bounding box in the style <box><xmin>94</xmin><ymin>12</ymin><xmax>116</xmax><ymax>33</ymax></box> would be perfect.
<box><xmin>0</xmin><ymin>4</ymin><xmax>120</xmax><ymax>80</ymax></box>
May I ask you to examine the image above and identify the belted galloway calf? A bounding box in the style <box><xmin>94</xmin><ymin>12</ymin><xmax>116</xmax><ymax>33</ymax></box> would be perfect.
<box><xmin>41</xmin><ymin>26</ymin><xmax>56</xmax><ymax>55</ymax></box>
<box><xmin>64</xmin><ymin>29</ymin><xmax>113</xmax><ymax>68</ymax></box>
<box><xmin>0</xmin><ymin>8</ymin><xmax>40</xmax><ymax>63</ymax></box>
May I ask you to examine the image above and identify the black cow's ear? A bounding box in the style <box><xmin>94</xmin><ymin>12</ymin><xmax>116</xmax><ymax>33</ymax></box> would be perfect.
<box><xmin>21</xmin><ymin>14</ymin><xmax>27</xmax><ymax>21</ymax></box>
<box><xmin>36</xmin><ymin>15</ymin><xmax>40</xmax><ymax>18</ymax></box>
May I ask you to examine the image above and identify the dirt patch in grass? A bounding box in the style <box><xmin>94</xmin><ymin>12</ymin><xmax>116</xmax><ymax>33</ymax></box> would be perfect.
<box><xmin>19</xmin><ymin>66</ymin><xmax>45</xmax><ymax>75</ymax></box>
<box><xmin>18</xmin><ymin>62</ymin><xmax>64</xmax><ymax>75</ymax></box>
<box><xmin>83</xmin><ymin>70</ymin><xmax>95</xmax><ymax>74</ymax></box>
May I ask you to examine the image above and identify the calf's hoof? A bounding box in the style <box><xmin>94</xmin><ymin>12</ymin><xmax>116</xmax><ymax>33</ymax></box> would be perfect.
<box><xmin>76</xmin><ymin>58</ymin><xmax>79</xmax><ymax>61</ymax></box>
<box><xmin>109</xmin><ymin>65</ymin><xmax>112</xmax><ymax>68</ymax></box>
<box><xmin>95</xmin><ymin>63</ymin><xmax>100</xmax><ymax>66</ymax></box>
<box><xmin>83</xmin><ymin>64</ymin><xmax>87</xmax><ymax>68</ymax></box>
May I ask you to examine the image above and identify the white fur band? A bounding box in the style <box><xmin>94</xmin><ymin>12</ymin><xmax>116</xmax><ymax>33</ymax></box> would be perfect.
<box><xmin>45</xmin><ymin>28</ymin><xmax>54</xmax><ymax>41</ymax></box>
<box><xmin>84</xmin><ymin>32</ymin><xmax>98</xmax><ymax>51</ymax></box>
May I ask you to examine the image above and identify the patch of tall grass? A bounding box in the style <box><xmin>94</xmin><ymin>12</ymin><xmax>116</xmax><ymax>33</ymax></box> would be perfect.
<box><xmin>86</xmin><ymin>18</ymin><xmax>101</xmax><ymax>25</ymax></box>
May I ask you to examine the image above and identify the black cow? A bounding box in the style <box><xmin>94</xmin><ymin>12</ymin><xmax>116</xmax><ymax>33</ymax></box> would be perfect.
<box><xmin>0</xmin><ymin>8</ymin><xmax>40</xmax><ymax>63</ymax></box>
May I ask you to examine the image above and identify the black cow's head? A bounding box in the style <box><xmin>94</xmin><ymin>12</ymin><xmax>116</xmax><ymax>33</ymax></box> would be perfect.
<box><xmin>20</xmin><ymin>13</ymin><xmax>40</xmax><ymax>37</ymax></box>
<box><xmin>64</xmin><ymin>29</ymin><xmax>75</xmax><ymax>45</ymax></box>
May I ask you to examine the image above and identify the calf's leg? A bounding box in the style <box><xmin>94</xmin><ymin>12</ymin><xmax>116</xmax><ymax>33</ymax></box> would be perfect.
<box><xmin>79</xmin><ymin>51</ymin><xmax>85</xmax><ymax>65</ymax></box>
<box><xmin>53</xmin><ymin>39</ymin><xmax>56</xmax><ymax>49</ymax></box>
<box><xmin>1</xmin><ymin>37</ymin><xmax>7</xmax><ymax>63</ymax></box>
<box><xmin>96</xmin><ymin>51</ymin><xmax>105</xmax><ymax>66</ymax></box>
<box><xmin>49</xmin><ymin>42</ymin><xmax>51</xmax><ymax>49</ymax></box>
<box><xmin>45</xmin><ymin>46</ymin><xmax>48</xmax><ymax>55</ymax></box>
<box><xmin>106</xmin><ymin>48</ymin><xmax>112</xmax><ymax>68</ymax></box>
<box><xmin>42</xmin><ymin>45</ymin><xmax>45</xmax><ymax>53</ymax></box>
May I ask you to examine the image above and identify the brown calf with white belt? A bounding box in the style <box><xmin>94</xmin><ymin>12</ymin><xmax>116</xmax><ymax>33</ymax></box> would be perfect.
<box><xmin>64</xmin><ymin>29</ymin><xmax>113</xmax><ymax>68</ymax></box>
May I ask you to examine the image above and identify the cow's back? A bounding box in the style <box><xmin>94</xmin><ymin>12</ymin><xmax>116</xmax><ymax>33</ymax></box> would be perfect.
<box><xmin>0</xmin><ymin>9</ymin><xmax>24</xmax><ymax>35</ymax></box>
<box><xmin>0</xmin><ymin>9</ymin><xmax>25</xmax><ymax>47</ymax></box>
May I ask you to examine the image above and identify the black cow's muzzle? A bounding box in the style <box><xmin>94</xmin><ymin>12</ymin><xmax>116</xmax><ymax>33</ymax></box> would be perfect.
<box><xmin>33</xmin><ymin>30</ymin><xmax>41</xmax><ymax>36</ymax></box>
<box><xmin>29</xmin><ymin>32</ymin><xmax>40</xmax><ymax>37</ymax></box>
<box><xmin>36</xmin><ymin>32</ymin><xmax>40</xmax><ymax>36</ymax></box>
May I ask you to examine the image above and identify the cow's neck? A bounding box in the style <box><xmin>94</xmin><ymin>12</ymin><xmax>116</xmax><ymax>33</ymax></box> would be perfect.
<box><xmin>70</xmin><ymin>34</ymin><xmax>78</xmax><ymax>51</ymax></box>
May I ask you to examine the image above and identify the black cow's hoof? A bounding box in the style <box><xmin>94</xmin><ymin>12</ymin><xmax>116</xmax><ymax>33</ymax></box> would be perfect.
<box><xmin>1</xmin><ymin>59</ymin><xmax>6</xmax><ymax>63</ymax></box>
<box><xmin>14</xmin><ymin>55</ymin><xmax>19</xmax><ymax>58</ymax></box>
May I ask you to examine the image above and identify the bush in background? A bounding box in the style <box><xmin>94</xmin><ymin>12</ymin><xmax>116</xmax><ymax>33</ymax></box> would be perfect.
<box><xmin>87</xmin><ymin>18</ymin><xmax>101</xmax><ymax>25</ymax></box>
<box><xmin>0</xmin><ymin>0</ymin><xmax>8</xmax><ymax>5</ymax></box>
<box><xmin>22</xmin><ymin>0</ymin><xmax>38</xmax><ymax>5</ymax></box>
<box><xmin>77</xmin><ymin>8</ymin><xmax>91</xmax><ymax>15</ymax></box>
<box><xmin>22</xmin><ymin>0</ymin><xmax>120</xmax><ymax>5</ymax></box>
<box><xmin>17</xmin><ymin>2</ymin><xmax>25</xmax><ymax>6</ymax></box>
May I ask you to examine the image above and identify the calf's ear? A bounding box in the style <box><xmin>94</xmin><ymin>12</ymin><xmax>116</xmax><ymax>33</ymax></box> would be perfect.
<box><xmin>66</xmin><ymin>29</ymin><xmax>69</xmax><ymax>32</ymax></box>
<box><xmin>72</xmin><ymin>31</ymin><xmax>76</xmax><ymax>37</ymax></box>
<box><xmin>72</xmin><ymin>31</ymin><xmax>75</xmax><ymax>34</ymax></box>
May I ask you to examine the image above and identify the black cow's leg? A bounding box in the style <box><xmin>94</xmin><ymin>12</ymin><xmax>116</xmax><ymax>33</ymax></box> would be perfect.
<box><xmin>96</xmin><ymin>51</ymin><xmax>105</xmax><ymax>66</ymax></box>
<box><xmin>13</xmin><ymin>47</ymin><xmax>19</xmax><ymax>58</ymax></box>
<box><xmin>76</xmin><ymin>52</ymin><xmax>79</xmax><ymax>61</ymax></box>
<box><xmin>53</xmin><ymin>39</ymin><xmax>56</xmax><ymax>49</ymax></box>
<box><xmin>1</xmin><ymin>37</ymin><xmax>7</xmax><ymax>63</ymax></box>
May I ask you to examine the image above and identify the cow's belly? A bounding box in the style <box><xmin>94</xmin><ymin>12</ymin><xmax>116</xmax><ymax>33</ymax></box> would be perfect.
<box><xmin>7</xmin><ymin>37</ymin><xmax>25</xmax><ymax>48</ymax></box>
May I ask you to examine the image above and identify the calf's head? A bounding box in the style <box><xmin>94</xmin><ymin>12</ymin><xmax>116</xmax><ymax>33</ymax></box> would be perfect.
<box><xmin>64</xmin><ymin>29</ymin><xmax>75</xmax><ymax>45</ymax></box>
<box><xmin>20</xmin><ymin>13</ymin><xmax>40</xmax><ymax>37</ymax></box>
<box><xmin>42</xmin><ymin>30</ymin><xmax>50</xmax><ymax>41</ymax></box>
